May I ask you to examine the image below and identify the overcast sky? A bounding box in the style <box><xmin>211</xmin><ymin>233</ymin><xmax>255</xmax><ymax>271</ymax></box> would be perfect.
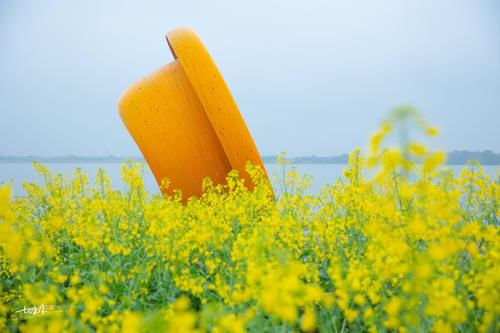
<box><xmin>1</xmin><ymin>0</ymin><xmax>499</xmax><ymax>157</ymax></box>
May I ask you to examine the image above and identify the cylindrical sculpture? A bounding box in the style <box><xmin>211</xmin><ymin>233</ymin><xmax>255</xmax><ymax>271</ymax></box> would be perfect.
<box><xmin>118</xmin><ymin>27</ymin><xmax>269</xmax><ymax>200</ymax></box>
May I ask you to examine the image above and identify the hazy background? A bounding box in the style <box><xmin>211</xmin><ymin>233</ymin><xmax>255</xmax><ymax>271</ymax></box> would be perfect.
<box><xmin>1</xmin><ymin>0</ymin><xmax>499</xmax><ymax>157</ymax></box>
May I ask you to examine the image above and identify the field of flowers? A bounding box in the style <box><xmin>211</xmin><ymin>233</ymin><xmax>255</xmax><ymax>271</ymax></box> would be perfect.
<box><xmin>1</xmin><ymin>108</ymin><xmax>499</xmax><ymax>332</ymax></box>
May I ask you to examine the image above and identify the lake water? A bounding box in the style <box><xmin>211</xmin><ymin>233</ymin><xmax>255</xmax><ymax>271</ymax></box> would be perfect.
<box><xmin>0</xmin><ymin>162</ymin><xmax>498</xmax><ymax>197</ymax></box>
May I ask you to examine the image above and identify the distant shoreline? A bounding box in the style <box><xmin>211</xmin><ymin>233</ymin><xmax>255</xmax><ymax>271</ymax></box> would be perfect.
<box><xmin>1</xmin><ymin>150</ymin><xmax>499</xmax><ymax>165</ymax></box>
<box><xmin>0</xmin><ymin>156</ymin><xmax>142</xmax><ymax>164</ymax></box>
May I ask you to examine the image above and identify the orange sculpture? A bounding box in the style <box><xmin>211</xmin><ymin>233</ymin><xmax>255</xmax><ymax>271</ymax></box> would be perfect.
<box><xmin>118</xmin><ymin>27</ymin><xmax>269</xmax><ymax>200</ymax></box>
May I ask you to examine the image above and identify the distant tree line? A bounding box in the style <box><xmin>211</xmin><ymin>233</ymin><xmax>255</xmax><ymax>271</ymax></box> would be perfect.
<box><xmin>262</xmin><ymin>150</ymin><xmax>500</xmax><ymax>165</ymax></box>
<box><xmin>0</xmin><ymin>155</ymin><xmax>145</xmax><ymax>163</ymax></box>
<box><xmin>446</xmin><ymin>150</ymin><xmax>500</xmax><ymax>165</ymax></box>
<box><xmin>0</xmin><ymin>151</ymin><xmax>499</xmax><ymax>165</ymax></box>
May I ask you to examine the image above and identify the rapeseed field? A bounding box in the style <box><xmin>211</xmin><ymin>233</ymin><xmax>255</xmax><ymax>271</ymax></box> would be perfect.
<box><xmin>1</xmin><ymin>108</ymin><xmax>499</xmax><ymax>332</ymax></box>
